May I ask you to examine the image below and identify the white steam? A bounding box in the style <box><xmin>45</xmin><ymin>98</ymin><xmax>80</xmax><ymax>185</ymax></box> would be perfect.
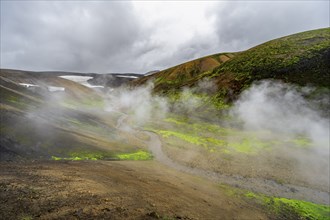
<box><xmin>104</xmin><ymin>83</ymin><xmax>169</xmax><ymax>126</ymax></box>
<box><xmin>228</xmin><ymin>81</ymin><xmax>330</xmax><ymax>190</ymax></box>
<box><xmin>232</xmin><ymin>80</ymin><xmax>329</xmax><ymax>153</ymax></box>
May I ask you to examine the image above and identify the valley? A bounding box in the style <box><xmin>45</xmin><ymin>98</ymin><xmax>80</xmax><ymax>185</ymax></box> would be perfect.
<box><xmin>1</xmin><ymin>28</ymin><xmax>330</xmax><ymax>220</ymax></box>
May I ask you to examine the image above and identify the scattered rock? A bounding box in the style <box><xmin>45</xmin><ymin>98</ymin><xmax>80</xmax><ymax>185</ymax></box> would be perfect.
<box><xmin>147</xmin><ymin>211</ymin><xmax>160</xmax><ymax>219</ymax></box>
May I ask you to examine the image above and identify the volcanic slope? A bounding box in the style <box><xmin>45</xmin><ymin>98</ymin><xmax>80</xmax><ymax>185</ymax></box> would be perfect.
<box><xmin>0</xmin><ymin>69</ymin><xmax>270</xmax><ymax>219</ymax></box>
<box><xmin>132</xmin><ymin>52</ymin><xmax>236</xmax><ymax>92</ymax></box>
<box><xmin>132</xmin><ymin>28</ymin><xmax>330</xmax><ymax>100</ymax></box>
<box><xmin>1</xmin><ymin>69</ymin><xmax>329</xmax><ymax>219</ymax></box>
<box><xmin>0</xmin><ymin>69</ymin><xmax>146</xmax><ymax>161</ymax></box>
<box><xmin>1</xmin><ymin>28</ymin><xmax>330</xmax><ymax>219</ymax></box>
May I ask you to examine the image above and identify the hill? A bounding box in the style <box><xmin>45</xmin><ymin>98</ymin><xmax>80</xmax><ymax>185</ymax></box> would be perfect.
<box><xmin>1</xmin><ymin>30</ymin><xmax>329</xmax><ymax>220</ymax></box>
<box><xmin>0</xmin><ymin>69</ymin><xmax>146</xmax><ymax>161</ymax></box>
<box><xmin>132</xmin><ymin>52</ymin><xmax>236</xmax><ymax>91</ymax></box>
<box><xmin>132</xmin><ymin>28</ymin><xmax>330</xmax><ymax>101</ymax></box>
<box><xmin>0</xmin><ymin>68</ymin><xmax>275</xmax><ymax>220</ymax></box>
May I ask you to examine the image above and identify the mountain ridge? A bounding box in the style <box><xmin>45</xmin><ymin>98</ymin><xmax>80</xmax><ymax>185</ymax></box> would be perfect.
<box><xmin>132</xmin><ymin>28</ymin><xmax>330</xmax><ymax>101</ymax></box>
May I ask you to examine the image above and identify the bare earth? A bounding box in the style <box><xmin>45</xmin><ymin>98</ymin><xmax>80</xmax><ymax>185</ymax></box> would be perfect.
<box><xmin>0</xmin><ymin>160</ymin><xmax>268</xmax><ymax>220</ymax></box>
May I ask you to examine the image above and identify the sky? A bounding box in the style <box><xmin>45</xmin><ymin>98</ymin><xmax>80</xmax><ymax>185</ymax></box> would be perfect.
<box><xmin>0</xmin><ymin>1</ymin><xmax>329</xmax><ymax>74</ymax></box>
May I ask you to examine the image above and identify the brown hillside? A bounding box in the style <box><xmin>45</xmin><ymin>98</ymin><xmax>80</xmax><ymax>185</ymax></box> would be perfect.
<box><xmin>132</xmin><ymin>53</ymin><xmax>235</xmax><ymax>92</ymax></box>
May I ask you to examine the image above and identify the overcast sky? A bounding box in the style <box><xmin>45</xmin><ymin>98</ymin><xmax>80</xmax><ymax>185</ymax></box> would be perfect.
<box><xmin>1</xmin><ymin>1</ymin><xmax>329</xmax><ymax>73</ymax></box>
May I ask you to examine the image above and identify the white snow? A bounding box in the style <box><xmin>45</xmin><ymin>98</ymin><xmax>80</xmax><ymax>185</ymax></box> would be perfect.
<box><xmin>19</xmin><ymin>83</ymin><xmax>40</xmax><ymax>88</ymax></box>
<box><xmin>59</xmin><ymin>75</ymin><xmax>93</xmax><ymax>83</ymax></box>
<box><xmin>19</xmin><ymin>83</ymin><xmax>65</xmax><ymax>92</ymax></box>
<box><xmin>48</xmin><ymin>86</ymin><xmax>65</xmax><ymax>92</ymax></box>
<box><xmin>59</xmin><ymin>75</ymin><xmax>104</xmax><ymax>88</ymax></box>
<box><xmin>115</xmin><ymin>75</ymin><xmax>138</xmax><ymax>79</ymax></box>
<box><xmin>87</xmin><ymin>85</ymin><xmax>105</xmax><ymax>88</ymax></box>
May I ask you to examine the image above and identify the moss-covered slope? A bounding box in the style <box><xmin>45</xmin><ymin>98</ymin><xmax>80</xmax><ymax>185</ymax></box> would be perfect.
<box><xmin>132</xmin><ymin>53</ymin><xmax>236</xmax><ymax>92</ymax></box>
<box><xmin>133</xmin><ymin>28</ymin><xmax>330</xmax><ymax>101</ymax></box>
<box><xmin>0</xmin><ymin>70</ymin><xmax>149</xmax><ymax>161</ymax></box>
<box><xmin>208</xmin><ymin>28</ymin><xmax>330</xmax><ymax>100</ymax></box>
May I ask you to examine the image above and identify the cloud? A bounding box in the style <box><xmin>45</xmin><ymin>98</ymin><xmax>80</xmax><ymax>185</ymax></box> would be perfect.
<box><xmin>0</xmin><ymin>1</ymin><xmax>147</xmax><ymax>73</ymax></box>
<box><xmin>212</xmin><ymin>1</ymin><xmax>330</xmax><ymax>51</ymax></box>
<box><xmin>0</xmin><ymin>1</ymin><xmax>329</xmax><ymax>73</ymax></box>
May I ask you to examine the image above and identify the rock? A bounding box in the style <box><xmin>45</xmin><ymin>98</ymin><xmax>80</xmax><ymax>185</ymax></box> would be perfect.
<box><xmin>147</xmin><ymin>211</ymin><xmax>160</xmax><ymax>219</ymax></box>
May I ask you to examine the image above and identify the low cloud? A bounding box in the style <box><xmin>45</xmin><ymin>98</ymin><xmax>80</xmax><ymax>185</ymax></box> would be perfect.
<box><xmin>212</xmin><ymin>1</ymin><xmax>329</xmax><ymax>52</ymax></box>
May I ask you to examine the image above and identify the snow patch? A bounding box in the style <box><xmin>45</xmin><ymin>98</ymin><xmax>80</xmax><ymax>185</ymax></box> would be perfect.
<box><xmin>47</xmin><ymin>86</ymin><xmax>65</xmax><ymax>92</ymax></box>
<box><xmin>59</xmin><ymin>75</ymin><xmax>104</xmax><ymax>88</ymax></box>
<box><xmin>19</xmin><ymin>83</ymin><xmax>40</xmax><ymax>88</ymax></box>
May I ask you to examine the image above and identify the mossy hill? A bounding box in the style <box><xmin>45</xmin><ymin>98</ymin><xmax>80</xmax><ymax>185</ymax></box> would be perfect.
<box><xmin>131</xmin><ymin>52</ymin><xmax>236</xmax><ymax>91</ymax></box>
<box><xmin>132</xmin><ymin>28</ymin><xmax>330</xmax><ymax>101</ymax></box>
<box><xmin>0</xmin><ymin>70</ymin><xmax>148</xmax><ymax>161</ymax></box>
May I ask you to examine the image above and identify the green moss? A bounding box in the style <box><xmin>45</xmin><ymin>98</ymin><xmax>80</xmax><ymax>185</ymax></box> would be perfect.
<box><xmin>116</xmin><ymin>150</ymin><xmax>153</xmax><ymax>160</ymax></box>
<box><xmin>166</xmin><ymin>90</ymin><xmax>230</xmax><ymax>113</ymax></box>
<box><xmin>51</xmin><ymin>155</ymin><xmax>98</xmax><ymax>161</ymax></box>
<box><xmin>153</xmin><ymin>117</ymin><xmax>273</xmax><ymax>154</ymax></box>
<box><xmin>148</xmin><ymin>117</ymin><xmax>273</xmax><ymax>154</ymax></box>
<box><xmin>245</xmin><ymin>191</ymin><xmax>257</xmax><ymax>199</ymax></box>
<box><xmin>163</xmin><ymin>116</ymin><xmax>233</xmax><ymax>135</ymax></box>
<box><xmin>205</xmin><ymin>137</ymin><xmax>227</xmax><ymax>146</ymax></box>
<box><xmin>163</xmin><ymin>118</ymin><xmax>186</xmax><ymax>126</ymax></box>
<box><xmin>243</xmin><ymin>192</ymin><xmax>330</xmax><ymax>220</ymax></box>
<box><xmin>210</xmin><ymin>96</ymin><xmax>231</xmax><ymax>110</ymax></box>
<box><xmin>51</xmin><ymin>150</ymin><xmax>114</xmax><ymax>161</ymax></box>
<box><xmin>191</xmin><ymin>122</ymin><xmax>227</xmax><ymax>134</ymax></box>
<box><xmin>273</xmin><ymin>198</ymin><xmax>330</xmax><ymax>220</ymax></box>
<box><xmin>51</xmin><ymin>150</ymin><xmax>153</xmax><ymax>161</ymax></box>
<box><xmin>230</xmin><ymin>141</ymin><xmax>255</xmax><ymax>154</ymax></box>
<box><xmin>157</xmin><ymin>130</ymin><xmax>207</xmax><ymax>147</ymax></box>
<box><xmin>137</xmin><ymin>28</ymin><xmax>330</xmax><ymax>103</ymax></box>
<box><xmin>153</xmin><ymin>114</ymin><xmax>317</xmax><ymax>157</ymax></box>
<box><xmin>220</xmin><ymin>185</ymin><xmax>329</xmax><ymax>219</ymax></box>
<box><xmin>290</xmin><ymin>136</ymin><xmax>312</xmax><ymax>148</ymax></box>
<box><xmin>69</xmin><ymin>151</ymin><xmax>108</xmax><ymax>160</ymax></box>
<box><xmin>51</xmin><ymin>156</ymin><xmax>62</xmax><ymax>161</ymax></box>
<box><xmin>209</xmin><ymin>28</ymin><xmax>330</xmax><ymax>97</ymax></box>
<box><xmin>230</xmin><ymin>138</ymin><xmax>270</xmax><ymax>154</ymax></box>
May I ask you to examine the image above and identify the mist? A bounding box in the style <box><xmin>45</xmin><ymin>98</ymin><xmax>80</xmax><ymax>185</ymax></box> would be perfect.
<box><xmin>105</xmin><ymin>79</ymin><xmax>329</xmax><ymax>192</ymax></box>
<box><xmin>104</xmin><ymin>83</ymin><xmax>169</xmax><ymax>126</ymax></box>
<box><xmin>3</xmin><ymin>71</ymin><xmax>329</xmax><ymax>206</ymax></box>
<box><xmin>231</xmin><ymin>80</ymin><xmax>329</xmax><ymax>154</ymax></box>
<box><xmin>229</xmin><ymin>81</ymin><xmax>329</xmax><ymax>188</ymax></box>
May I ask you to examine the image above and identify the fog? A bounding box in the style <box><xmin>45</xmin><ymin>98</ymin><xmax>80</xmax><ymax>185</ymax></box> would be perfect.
<box><xmin>104</xmin><ymin>83</ymin><xmax>168</xmax><ymax>126</ymax></box>
<box><xmin>232</xmin><ymin>81</ymin><xmax>329</xmax><ymax>153</ymax></box>
<box><xmin>6</xmin><ymin>74</ymin><xmax>328</xmax><ymax>204</ymax></box>
<box><xmin>230</xmin><ymin>81</ymin><xmax>329</xmax><ymax>187</ymax></box>
<box><xmin>101</xmin><ymin>79</ymin><xmax>329</xmax><ymax>192</ymax></box>
<box><xmin>102</xmin><ymin>79</ymin><xmax>329</xmax><ymax>156</ymax></box>
<box><xmin>23</xmin><ymin>75</ymin><xmax>329</xmax><ymax>170</ymax></box>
